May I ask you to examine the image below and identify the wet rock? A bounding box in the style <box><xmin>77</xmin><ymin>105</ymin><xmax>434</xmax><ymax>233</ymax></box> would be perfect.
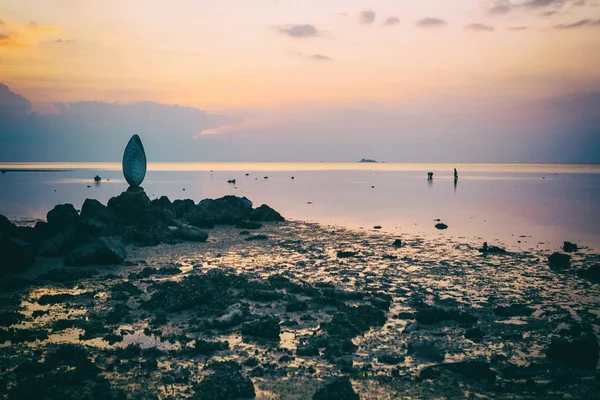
<box><xmin>324</xmin><ymin>305</ymin><xmax>387</xmax><ymax>339</ymax></box>
<box><xmin>577</xmin><ymin>264</ymin><xmax>600</xmax><ymax>283</ymax></box>
<box><xmin>194</xmin><ymin>339</ymin><xmax>230</xmax><ymax>356</ymax></box>
<box><xmin>548</xmin><ymin>252</ymin><xmax>570</xmax><ymax>269</ymax></box>
<box><xmin>172</xmin><ymin>198</ymin><xmax>196</xmax><ymax>218</ymax></box>
<box><xmin>80</xmin><ymin>199</ymin><xmax>113</xmax><ymax>221</ymax></box>
<box><xmin>144</xmin><ymin>270</ymin><xmax>245</xmax><ymax>312</ymax></box>
<box><xmin>377</xmin><ymin>353</ymin><xmax>405</xmax><ymax>365</ymax></box>
<box><xmin>0</xmin><ymin>236</ymin><xmax>35</xmax><ymax>274</ymax></box>
<box><xmin>236</xmin><ymin>220</ymin><xmax>263</xmax><ymax>229</ymax></box>
<box><xmin>286</xmin><ymin>299</ymin><xmax>309</xmax><ymax>312</ymax></box>
<box><xmin>494</xmin><ymin>304</ymin><xmax>535</xmax><ymax>317</ymax></box>
<box><xmin>9</xmin><ymin>344</ymin><xmax>106</xmax><ymax>399</ymax></box>
<box><xmin>197</xmin><ymin>196</ymin><xmax>253</xmax><ymax>224</ymax></box>
<box><xmin>546</xmin><ymin>332</ymin><xmax>599</xmax><ymax>370</ymax></box>
<box><xmin>183</xmin><ymin>208</ymin><xmax>215</xmax><ymax>228</ymax></box>
<box><xmin>241</xmin><ymin>316</ymin><xmax>280</xmax><ymax>340</ymax></box>
<box><xmin>392</xmin><ymin>239</ymin><xmax>402</xmax><ymax>247</ymax></box>
<box><xmin>562</xmin><ymin>241</ymin><xmax>578</xmax><ymax>253</ymax></box>
<box><xmin>65</xmin><ymin>237</ymin><xmax>126</xmax><ymax>267</ymax></box>
<box><xmin>312</xmin><ymin>376</ymin><xmax>359</xmax><ymax>400</ymax></box>
<box><xmin>0</xmin><ymin>214</ymin><xmax>16</xmax><ymax>235</ymax></box>
<box><xmin>194</xmin><ymin>361</ymin><xmax>255</xmax><ymax>400</ymax></box>
<box><xmin>80</xmin><ymin>199</ymin><xmax>118</xmax><ymax>235</ymax></box>
<box><xmin>415</xmin><ymin>304</ymin><xmax>477</xmax><ymax>325</ymax></box>
<box><xmin>418</xmin><ymin>361</ymin><xmax>496</xmax><ymax>381</ymax></box>
<box><xmin>435</xmin><ymin>223</ymin><xmax>448</xmax><ymax>230</ymax></box>
<box><xmin>107</xmin><ymin>188</ymin><xmax>163</xmax><ymax>228</ymax></box>
<box><xmin>500</xmin><ymin>363</ymin><xmax>547</xmax><ymax>380</ymax></box>
<box><xmin>0</xmin><ymin>311</ymin><xmax>22</xmax><ymax>327</ymax></box>
<box><xmin>245</xmin><ymin>235</ymin><xmax>268</xmax><ymax>241</ymax></box>
<box><xmin>480</xmin><ymin>242</ymin><xmax>508</xmax><ymax>254</ymax></box>
<box><xmin>174</xmin><ymin>224</ymin><xmax>209</xmax><ymax>242</ymax></box>
<box><xmin>337</xmin><ymin>250</ymin><xmax>358</xmax><ymax>258</ymax></box>
<box><xmin>37</xmin><ymin>225</ymin><xmax>81</xmax><ymax>257</ymax></box>
<box><xmin>151</xmin><ymin>195</ymin><xmax>173</xmax><ymax>209</ymax></box>
<box><xmin>46</xmin><ymin>203</ymin><xmax>80</xmax><ymax>230</ymax></box>
<box><xmin>465</xmin><ymin>327</ymin><xmax>485</xmax><ymax>341</ymax></box>
<box><xmin>407</xmin><ymin>341</ymin><xmax>445</xmax><ymax>362</ymax></box>
<box><xmin>249</xmin><ymin>204</ymin><xmax>284</xmax><ymax>222</ymax></box>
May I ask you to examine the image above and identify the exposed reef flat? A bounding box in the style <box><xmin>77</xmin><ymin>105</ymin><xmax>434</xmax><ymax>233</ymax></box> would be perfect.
<box><xmin>0</xmin><ymin>198</ymin><xmax>599</xmax><ymax>399</ymax></box>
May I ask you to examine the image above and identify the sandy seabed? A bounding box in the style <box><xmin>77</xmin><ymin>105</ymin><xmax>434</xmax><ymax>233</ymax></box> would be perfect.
<box><xmin>1</xmin><ymin>221</ymin><xmax>599</xmax><ymax>399</ymax></box>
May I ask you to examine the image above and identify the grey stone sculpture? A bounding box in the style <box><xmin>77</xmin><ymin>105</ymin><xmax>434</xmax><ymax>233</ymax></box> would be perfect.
<box><xmin>122</xmin><ymin>134</ymin><xmax>147</xmax><ymax>188</ymax></box>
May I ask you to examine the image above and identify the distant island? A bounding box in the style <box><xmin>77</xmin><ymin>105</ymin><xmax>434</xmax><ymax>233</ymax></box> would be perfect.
<box><xmin>358</xmin><ymin>158</ymin><xmax>378</xmax><ymax>163</ymax></box>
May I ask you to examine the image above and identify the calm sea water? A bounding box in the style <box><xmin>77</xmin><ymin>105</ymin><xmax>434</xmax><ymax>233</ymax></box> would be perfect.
<box><xmin>1</xmin><ymin>162</ymin><xmax>599</xmax><ymax>251</ymax></box>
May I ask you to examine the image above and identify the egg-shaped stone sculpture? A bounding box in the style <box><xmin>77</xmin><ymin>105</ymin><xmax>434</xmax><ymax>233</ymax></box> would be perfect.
<box><xmin>122</xmin><ymin>134</ymin><xmax>147</xmax><ymax>188</ymax></box>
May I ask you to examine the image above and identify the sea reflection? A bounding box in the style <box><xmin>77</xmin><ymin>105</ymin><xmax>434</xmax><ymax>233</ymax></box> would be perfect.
<box><xmin>0</xmin><ymin>162</ymin><xmax>599</xmax><ymax>250</ymax></box>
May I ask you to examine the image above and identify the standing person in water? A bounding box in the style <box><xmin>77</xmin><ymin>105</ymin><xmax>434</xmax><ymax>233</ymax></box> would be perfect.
<box><xmin>454</xmin><ymin>168</ymin><xmax>458</xmax><ymax>180</ymax></box>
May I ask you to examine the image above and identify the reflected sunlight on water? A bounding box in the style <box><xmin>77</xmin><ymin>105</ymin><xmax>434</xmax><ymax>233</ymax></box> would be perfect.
<box><xmin>1</xmin><ymin>162</ymin><xmax>599</xmax><ymax>250</ymax></box>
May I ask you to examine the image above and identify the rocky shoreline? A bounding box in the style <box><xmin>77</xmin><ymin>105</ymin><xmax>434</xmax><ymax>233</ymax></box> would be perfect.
<box><xmin>1</xmin><ymin>188</ymin><xmax>284</xmax><ymax>274</ymax></box>
<box><xmin>1</xmin><ymin>192</ymin><xmax>600</xmax><ymax>399</ymax></box>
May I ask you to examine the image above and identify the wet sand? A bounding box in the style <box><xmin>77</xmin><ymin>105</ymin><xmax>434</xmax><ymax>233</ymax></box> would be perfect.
<box><xmin>1</xmin><ymin>221</ymin><xmax>599</xmax><ymax>399</ymax></box>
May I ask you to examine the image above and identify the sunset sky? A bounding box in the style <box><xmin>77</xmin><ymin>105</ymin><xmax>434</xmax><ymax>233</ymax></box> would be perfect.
<box><xmin>1</xmin><ymin>0</ymin><xmax>599</xmax><ymax>162</ymax></box>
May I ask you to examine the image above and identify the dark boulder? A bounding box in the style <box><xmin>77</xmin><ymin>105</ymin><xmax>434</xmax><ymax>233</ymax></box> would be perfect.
<box><xmin>392</xmin><ymin>239</ymin><xmax>402</xmax><ymax>247</ymax></box>
<box><xmin>546</xmin><ymin>332</ymin><xmax>599</xmax><ymax>370</ymax></box>
<box><xmin>377</xmin><ymin>353</ymin><xmax>405</xmax><ymax>365</ymax></box>
<box><xmin>174</xmin><ymin>225</ymin><xmax>209</xmax><ymax>242</ymax></box>
<box><xmin>418</xmin><ymin>361</ymin><xmax>496</xmax><ymax>381</ymax></box>
<box><xmin>80</xmin><ymin>199</ymin><xmax>114</xmax><ymax>221</ymax></box>
<box><xmin>151</xmin><ymin>196</ymin><xmax>173</xmax><ymax>210</ymax></box>
<box><xmin>236</xmin><ymin>220</ymin><xmax>263</xmax><ymax>229</ymax></box>
<box><xmin>183</xmin><ymin>208</ymin><xmax>215</xmax><ymax>228</ymax></box>
<box><xmin>46</xmin><ymin>204</ymin><xmax>80</xmax><ymax>230</ymax></box>
<box><xmin>197</xmin><ymin>196</ymin><xmax>253</xmax><ymax>224</ymax></box>
<box><xmin>480</xmin><ymin>242</ymin><xmax>507</xmax><ymax>254</ymax></box>
<box><xmin>577</xmin><ymin>264</ymin><xmax>600</xmax><ymax>283</ymax></box>
<box><xmin>563</xmin><ymin>241</ymin><xmax>578</xmax><ymax>253</ymax></box>
<box><xmin>241</xmin><ymin>316</ymin><xmax>280</xmax><ymax>340</ymax></box>
<box><xmin>312</xmin><ymin>377</ymin><xmax>359</xmax><ymax>400</ymax></box>
<box><xmin>407</xmin><ymin>341</ymin><xmax>445</xmax><ymax>362</ymax></box>
<box><xmin>37</xmin><ymin>226</ymin><xmax>81</xmax><ymax>257</ymax></box>
<box><xmin>0</xmin><ymin>236</ymin><xmax>35</xmax><ymax>274</ymax></box>
<box><xmin>193</xmin><ymin>362</ymin><xmax>255</xmax><ymax>400</ymax></box>
<box><xmin>65</xmin><ymin>237</ymin><xmax>126</xmax><ymax>267</ymax></box>
<box><xmin>548</xmin><ymin>252</ymin><xmax>570</xmax><ymax>269</ymax></box>
<box><xmin>107</xmin><ymin>188</ymin><xmax>160</xmax><ymax>227</ymax></box>
<box><xmin>0</xmin><ymin>214</ymin><xmax>16</xmax><ymax>236</ymax></box>
<box><xmin>494</xmin><ymin>304</ymin><xmax>535</xmax><ymax>317</ymax></box>
<box><xmin>80</xmin><ymin>199</ymin><xmax>118</xmax><ymax>235</ymax></box>
<box><xmin>31</xmin><ymin>221</ymin><xmax>53</xmax><ymax>245</ymax></box>
<box><xmin>172</xmin><ymin>199</ymin><xmax>196</xmax><ymax>218</ymax></box>
<box><xmin>465</xmin><ymin>327</ymin><xmax>485</xmax><ymax>341</ymax></box>
<box><xmin>415</xmin><ymin>305</ymin><xmax>477</xmax><ymax>325</ymax></box>
<box><xmin>249</xmin><ymin>204</ymin><xmax>284</xmax><ymax>222</ymax></box>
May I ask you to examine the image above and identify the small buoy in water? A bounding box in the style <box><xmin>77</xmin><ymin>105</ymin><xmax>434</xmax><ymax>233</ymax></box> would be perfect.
<box><xmin>87</xmin><ymin>185</ymin><xmax>91</xmax><ymax>188</ymax></box>
<box><xmin>307</xmin><ymin>201</ymin><xmax>313</xmax><ymax>204</ymax></box>
<box><xmin>245</xmin><ymin>173</ymin><xmax>249</xmax><ymax>176</ymax></box>
<box><xmin>371</xmin><ymin>186</ymin><xmax>374</xmax><ymax>188</ymax></box>
<box><xmin>264</xmin><ymin>176</ymin><xmax>268</xmax><ymax>179</ymax></box>
<box><xmin>227</xmin><ymin>179</ymin><xmax>236</xmax><ymax>184</ymax></box>
<box><xmin>291</xmin><ymin>176</ymin><xmax>295</xmax><ymax>179</ymax></box>
<box><xmin>183</xmin><ymin>188</ymin><xmax>186</xmax><ymax>191</ymax></box>
<box><xmin>94</xmin><ymin>175</ymin><xmax>101</xmax><ymax>182</ymax></box>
